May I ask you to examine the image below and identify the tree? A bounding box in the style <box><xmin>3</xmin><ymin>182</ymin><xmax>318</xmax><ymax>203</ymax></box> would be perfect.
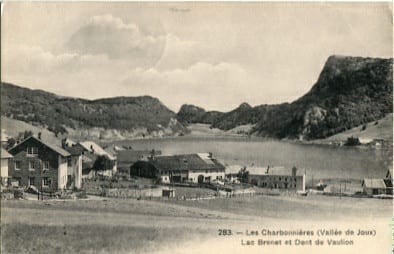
<box><xmin>237</xmin><ymin>166</ymin><xmax>249</xmax><ymax>184</ymax></box>
<box><xmin>93</xmin><ymin>155</ymin><xmax>108</xmax><ymax>171</ymax></box>
<box><xmin>345</xmin><ymin>136</ymin><xmax>361</xmax><ymax>146</ymax></box>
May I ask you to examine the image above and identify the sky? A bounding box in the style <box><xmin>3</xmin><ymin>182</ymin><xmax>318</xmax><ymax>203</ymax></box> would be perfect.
<box><xmin>2</xmin><ymin>2</ymin><xmax>393</xmax><ymax>112</ymax></box>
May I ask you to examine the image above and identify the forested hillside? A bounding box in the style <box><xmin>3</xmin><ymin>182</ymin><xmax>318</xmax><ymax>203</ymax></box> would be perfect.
<box><xmin>1</xmin><ymin>83</ymin><xmax>186</xmax><ymax>137</ymax></box>
<box><xmin>177</xmin><ymin>55</ymin><xmax>393</xmax><ymax>140</ymax></box>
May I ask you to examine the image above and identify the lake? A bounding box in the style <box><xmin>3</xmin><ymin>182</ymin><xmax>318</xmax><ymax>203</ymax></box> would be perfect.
<box><xmin>112</xmin><ymin>136</ymin><xmax>392</xmax><ymax>182</ymax></box>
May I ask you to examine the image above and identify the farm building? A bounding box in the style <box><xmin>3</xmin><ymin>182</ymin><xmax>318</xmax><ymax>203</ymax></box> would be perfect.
<box><xmin>130</xmin><ymin>153</ymin><xmax>225</xmax><ymax>184</ymax></box>
<box><xmin>7</xmin><ymin>136</ymin><xmax>76</xmax><ymax>192</ymax></box>
<box><xmin>112</xmin><ymin>148</ymin><xmax>161</xmax><ymax>173</ymax></box>
<box><xmin>1</xmin><ymin>148</ymin><xmax>13</xmax><ymax>185</ymax></box>
<box><xmin>76</xmin><ymin>141</ymin><xmax>117</xmax><ymax>178</ymax></box>
<box><xmin>362</xmin><ymin>179</ymin><xmax>387</xmax><ymax>195</ymax></box>
<box><xmin>362</xmin><ymin>169</ymin><xmax>393</xmax><ymax>196</ymax></box>
<box><xmin>247</xmin><ymin>166</ymin><xmax>305</xmax><ymax>192</ymax></box>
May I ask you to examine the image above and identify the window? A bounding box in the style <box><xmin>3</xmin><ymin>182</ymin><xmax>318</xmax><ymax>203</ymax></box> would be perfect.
<box><xmin>67</xmin><ymin>158</ymin><xmax>72</xmax><ymax>167</ymax></box>
<box><xmin>42</xmin><ymin>177</ymin><xmax>51</xmax><ymax>187</ymax></box>
<box><xmin>27</xmin><ymin>147</ymin><xmax>38</xmax><ymax>156</ymax></box>
<box><xmin>43</xmin><ymin>161</ymin><xmax>49</xmax><ymax>171</ymax></box>
<box><xmin>14</xmin><ymin>161</ymin><xmax>21</xmax><ymax>170</ymax></box>
<box><xmin>29</xmin><ymin>161</ymin><xmax>38</xmax><ymax>170</ymax></box>
<box><xmin>29</xmin><ymin>177</ymin><xmax>35</xmax><ymax>186</ymax></box>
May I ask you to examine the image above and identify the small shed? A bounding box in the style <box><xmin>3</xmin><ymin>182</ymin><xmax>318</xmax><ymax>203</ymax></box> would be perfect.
<box><xmin>362</xmin><ymin>179</ymin><xmax>387</xmax><ymax>196</ymax></box>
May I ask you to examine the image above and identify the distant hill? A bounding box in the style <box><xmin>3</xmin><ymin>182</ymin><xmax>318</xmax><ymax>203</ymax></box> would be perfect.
<box><xmin>1</xmin><ymin>83</ymin><xmax>187</xmax><ymax>140</ymax></box>
<box><xmin>177</xmin><ymin>55</ymin><xmax>393</xmax><ymax>140</ymax></box>
<box><xmin>177</xmin><ymin>104</ymin><xmax>224</xmax><ymax>125</ymax></box>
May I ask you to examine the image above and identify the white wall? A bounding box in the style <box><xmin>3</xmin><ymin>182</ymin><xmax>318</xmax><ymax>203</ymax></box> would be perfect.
<box><xmin>188</xmin><ymin>171</ymin><xmax>225</xmax><ymax>183</ymax></box>
<box><xmin>58</xmin><ymin>155</ymin><xmax>68</xmax><ymax>190</ymax></box>
<box><xmin>1</xmin><ymin>158</ymin><xmax>9</xmax><ymax>178</ymax></box>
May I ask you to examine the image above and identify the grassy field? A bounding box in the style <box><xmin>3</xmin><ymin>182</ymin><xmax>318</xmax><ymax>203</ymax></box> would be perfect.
<box><xmin>1</xmin><ymin>116</ymin><xmax>60</xmax><ymax>145</ymax></box>
<box><xmin>1</xmin><ymin>194</ymin><xmax>392</xmax><ymax>253</ymax></box>
<box><xmin>325</xmin><ymin>113</ymin><xmax>393</xmax><ymax>142</ymax></box>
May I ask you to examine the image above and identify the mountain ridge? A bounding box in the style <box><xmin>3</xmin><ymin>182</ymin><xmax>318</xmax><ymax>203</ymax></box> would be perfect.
<box><xmin>1</xmin><ymin>82</ymin><xmax>187</xmax><ymax>140</ymax></box>
<box><xmin>177</xmin><ymin>55</ymin><xmax>393</xmax><ymax>140</ymax></box>
<box><xmin>1</xmin><ymin>55</ymin><xmax>392</xmax><ymax>141</ymax></box>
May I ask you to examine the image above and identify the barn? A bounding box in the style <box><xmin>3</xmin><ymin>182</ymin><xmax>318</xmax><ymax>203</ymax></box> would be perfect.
<box><xmin>130</xmin><ymin>153</ymin><xmax>225</xmax><ymax>184</ymax></box>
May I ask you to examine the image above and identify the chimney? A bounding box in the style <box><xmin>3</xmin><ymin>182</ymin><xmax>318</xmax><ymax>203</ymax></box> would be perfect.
<box><xmin>38</xmin><ymin>132</ymin><xmax>42</xmax><ymax>140</ymax></box>
<box><xmin>149</xmin><ymin>149</ymin><xmax>156</xmax><ymax>160</ymax></box>
<box><xmin>266</xmin><ymin>165</ymin><xmax>270</xmax><ymax>174</ymax></box>
<box><xmin>208</xmin><ymin>152</ymin><xmax>213</xmax><ymax>158</ymax></box>
<box><xmin>292</xmin><ymin>166</ymin><xmax>297</xmax><ymax>177</ymax></box>
<box><xmin>61</xmin><ymin>138</ymin><xmax>67</xmax><ymax>148</ymax></box>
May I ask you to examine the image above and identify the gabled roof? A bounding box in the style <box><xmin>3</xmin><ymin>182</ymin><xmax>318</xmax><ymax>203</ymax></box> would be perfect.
<box><xmin>383</xmin><ymin>179</ymin><xmax>393</xmax><ymax>188</ymax></box>
<box><xmin>386</xmin><ymin>168</ymin><xmax>393</xmax><ymax>179</ymax></box>
<box><xmin>362</xmin><ymin>179</ymin><xmax>386</xmax><ymax>189</ymax></box>
<box><xmin>9</xmin><ymin>136</ymin><xmax>70</xmax><ymax>157</ymax></box>
<box><xmin>149</xmin><ymin>153</ymin><xmax>225</xmax><ymax>172</ymax></box>
<box><xmin>63</xmin><ymin>145</ymin><xmax>84</xmax><ymax>156</ymax></box>
<box><xmin>1</xmin><ymin>148</ymin><xmax>13</xmax><ymax>159</ymax></box>
<box><xmin>78</xmin><ymin>141</ymin><xmax>116</xmax><ymax>160</ymax></box>
<box><xmin>117</xmin><ymin>150</ymin><xmax>162</xmax><ymax>163</ymax></box>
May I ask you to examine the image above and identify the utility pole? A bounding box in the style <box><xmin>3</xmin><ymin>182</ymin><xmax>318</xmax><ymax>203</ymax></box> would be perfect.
<box><xmin>339</xmin><ymin>183</ymin><xmax>342</xmax><ymax>200</ymax></box>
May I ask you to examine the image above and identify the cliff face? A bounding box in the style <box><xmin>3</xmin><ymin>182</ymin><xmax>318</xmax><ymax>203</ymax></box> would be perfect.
<box><xmin>178</xmin><ymin>55</ymin><xmax>393</xmax><ymax>140</ymax></box>
<box><xmin>289</xmin><ymin>55</ymin><xmax>393</xmax><ymax>139</ymax></box>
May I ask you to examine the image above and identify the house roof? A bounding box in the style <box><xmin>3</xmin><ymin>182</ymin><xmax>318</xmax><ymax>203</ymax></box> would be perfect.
<box><xmin>9</xmin><ymin>136</ymin><xmax>70</xmax><ymax>157</ymax></box>
<box><xmin>362</xmin><ymin>179</ymin><xmax>387</xmax><ymax>189</ymax></box>
<box><xmin>78</xmin><ymin>141</ymin><xmax>116</xmax><ymax>160</ymax></box>
<box><xmin>386</xmin><ymin>168</ymin><xmax>393</xmax><ymax>179</ymax></box>
<box><xmin>103</xmin><ymin>146</ymin><xmax>117</xmax><ymax>157</ymax></box>
<box><xmin>383</xmin><ymin>179</ymin><xmax>393</xmax><ymax>188</ymax></box>
<box><xmin>226</xmin><ymin>165</ymin><xmax>304</xmax><ymax>176</ymax></box>
<box><xmin>1</xmin><ymin>148</ymin><xmax>13</xmax><ymax>159</ymax></box>
<box><xmin>116</xmin><ymin>149</ymin><xmax>162</xmax><ymax>163</ymax></box>
<box><xmin>63</xmin><ymin>145</ymin><xmax>84</xmax><ymax>156</ymax></box>
<box><xmin>149</xmin><ymin>153</ymin><xmax>225</xmax><ymax>172</ymax></box>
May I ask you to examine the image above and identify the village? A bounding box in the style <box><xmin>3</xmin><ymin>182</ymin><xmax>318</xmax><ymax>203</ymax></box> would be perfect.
<box><xmin>1</xmin><ymin>131</ymin><xmax>392</xmax><ymax>201</ymax></box>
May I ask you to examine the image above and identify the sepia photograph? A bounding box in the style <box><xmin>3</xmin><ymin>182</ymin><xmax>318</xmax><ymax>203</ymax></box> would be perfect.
<box><xmin>1</xmin><ymin>1</ymin><xmax>393</xmax><ymax>253</ymax></box>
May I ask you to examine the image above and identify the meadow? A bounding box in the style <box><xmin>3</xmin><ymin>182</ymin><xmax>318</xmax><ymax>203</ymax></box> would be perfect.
<box><xmin>1</xmin><ymin>194</ymin><xmax>392</xmax><ymax>254</ymax></box>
